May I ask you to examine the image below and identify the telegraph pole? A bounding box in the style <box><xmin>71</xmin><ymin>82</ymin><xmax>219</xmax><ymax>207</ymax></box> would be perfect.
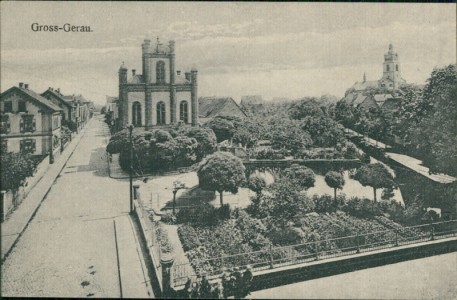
<box><xmin>128</xmin><ymin>124</ymin><xmax>134</xmax><ymax>214</ymax></box>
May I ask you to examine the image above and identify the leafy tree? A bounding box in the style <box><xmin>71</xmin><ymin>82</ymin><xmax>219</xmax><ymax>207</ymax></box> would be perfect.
<box><xmin>325</xmin><ymin>171</ymin><xmax>345</xmax><ymax>203</ymax></box>
<box><xmin>197</xmin><ymin>151</ymin><xmax>246</xmax><ymax>206</ymax></box>
<box><xmin>289</xmin><ymin>98</ymin><xmax>325</xmax><ymax>120</ymax></box>
<box><xmin>173</xmin><ymin>136</ymin><xmax>198</xmax><ymax>167</ymax></box>
<box><xmin>204</xmin><ymin>116</ymin><xmax>238</xmax><ymax>143</ymax></box>
<box><xmin>270</xmin><ymin>123</ymin><xmax>312</xmax><ymax>154</ymax></box>
<box><xmin>300</xmin><ymin>116</ymin><xmax>345</xmax><ymax>147</ymax></box>
<box><xmin>353</xmin><ymin>163</ymin><xmax>394</xmax><ymax>203</ymax></box>
<box><xmin>180</xmin><ymin>127</ymin><xmax>217</xmax><ymax>160</ymax></box>
<box><xmin>1</xmin><ymin>153</ymin><xmax>38</xmax><ymax>192</ymax></box>
<box><xmin>282</xmin><ymin>164</ymin><xmax>316</xmax><ymax>190</ymax></box>
<box><xmin>248</xmin><ymin>175</ymin><xmax>267</xmax><ymax>197</ymax></box>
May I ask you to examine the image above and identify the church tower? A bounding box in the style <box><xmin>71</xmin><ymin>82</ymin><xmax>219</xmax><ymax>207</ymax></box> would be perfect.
<box><xmin>381</xmin><ymin>44</ymin><xmax>403</xmax><ymax>90</ymax></box>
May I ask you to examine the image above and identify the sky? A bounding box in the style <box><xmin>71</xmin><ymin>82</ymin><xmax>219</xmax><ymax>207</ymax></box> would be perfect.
<box><xmin>1</xmin><ymin>2</ymin><xmax>455</xmax><ymax>105</ymax></box>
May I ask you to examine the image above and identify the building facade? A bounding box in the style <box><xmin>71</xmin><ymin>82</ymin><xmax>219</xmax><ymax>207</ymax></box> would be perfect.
<box><xmin>118</xmin><ymin>38</ymin><xmax>198</xmax><ymax>129</ymax></box>
<box><xmin>0</xmin><ymin>83</ymin><xmax>62</xmax><ymax>156</ymax></box>
<box><xmin>41</xmin><ymin>87</ymin><xmax>75</xmax><ymax>122</ymax></box>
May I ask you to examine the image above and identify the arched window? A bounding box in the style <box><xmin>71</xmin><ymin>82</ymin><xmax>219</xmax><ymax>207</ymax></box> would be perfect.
<box><xmin>396</xmin><ymin>64</ymin><xmax>399</xmax><ymax>71</ymax></box>
<box><xmin>132</xmin><ymin>102</ymin><xmax>142</xmax><ymax>127</ymax></box>
<box><xmin>386</xmin><ymin>65</ymin><xmax>390</xmax><ymax>72</ymax></box>
<box><xmin>179</xmin><ymin>101</ymin><xmax>189</xmax><ymax>123</ymax></box>
<box><xmin>157</xmin><ymin>101</ymin><xmax>166</xmax><ymax>125</ymax></box>
<box><xmin>156</xmin><ymin>61</ymin><xmax>165</xmax><ymax>84</ymax></box>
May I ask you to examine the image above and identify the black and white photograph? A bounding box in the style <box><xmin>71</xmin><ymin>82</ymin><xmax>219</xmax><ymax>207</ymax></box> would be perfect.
<box><xmin>1</xmin><ymin>2</ymin><xmax>456</xmax><ymax>299</ymax></box>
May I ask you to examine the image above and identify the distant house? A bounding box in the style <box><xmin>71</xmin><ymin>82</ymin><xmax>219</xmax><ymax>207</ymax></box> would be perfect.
<box><xmin>0</xmin><ymin>83</ymin><xmax>62</xmax><ymax>156</ymax></box>
<box><xmin>41</xmin><ymin>87</ymin><xmax>75</xmax><ymax>123</ymax></box>
<box><xmin>62</xmin><ymin>94</ymin><xmax>92</xmax><ymax>129</ymax></box>
<box><xmin>359</xmin><ymin>94</ymin><xmax>394</xmax><ymax>111</ymax></box>
<box><xmin>198</xmin><ymin>97</ymin><xmax>247</xmax><ymax>124</ymax></box>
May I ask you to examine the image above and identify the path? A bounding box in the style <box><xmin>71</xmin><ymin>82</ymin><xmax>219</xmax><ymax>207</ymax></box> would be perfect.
<box><xmin>1</xmin><ymin>116</ymin><xmax>151</xmax><ymax>298</ymax></box>
<box><xmin>251</xmin><ymin>252</ymin><xmax>457</xmax><ymax>299</ymax></box>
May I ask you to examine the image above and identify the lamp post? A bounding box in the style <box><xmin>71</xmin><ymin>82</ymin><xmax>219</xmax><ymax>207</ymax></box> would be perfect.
<box><xmin>128</xmin><ymin>124</ymin><xmax>134</xmax><ymax>214</ymax></box>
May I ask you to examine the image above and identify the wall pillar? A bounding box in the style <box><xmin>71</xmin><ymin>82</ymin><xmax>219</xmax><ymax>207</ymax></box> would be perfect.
<box><xmin>170</xmin><ymin>87</ymin><xmax>176</xmax><ymax>124</ymax></box>
<box><xmin>191</xmin><ymin>69</ymin><xmax>198</xmax><ymax>126</ymax></box>
<box><xmin>145</xmin><ymin>89</ymin><xmax>152</xmax><ymax>128</ymax></box>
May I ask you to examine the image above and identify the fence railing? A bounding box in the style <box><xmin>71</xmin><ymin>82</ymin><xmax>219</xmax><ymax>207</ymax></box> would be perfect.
<box><xmin>172</xmin><ymin>219</ymin><xmax>457</xmax><ymax>287</ymax></box>
<box><xmin>135</xmin><ymin>197</ymin><xmax>163</xmax><ymax>288</ymax></box>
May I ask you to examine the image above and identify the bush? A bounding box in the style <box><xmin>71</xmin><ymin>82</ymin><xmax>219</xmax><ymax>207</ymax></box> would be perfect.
<box><xmin>177</xmin><ymin>224</ymin><xmax>202</xmax><ymax>252</ymax></box>
<box><xmin>160</xmin><ymin>212</ymin><xmax>177</xmax><ymax>224</ymax></box>
<box><xmin>313</xmin><ymin>194</ymin><xmax>337</xmax><ymax>213</ymax></box>
<box><xmin>342</xmin><ymin>197</ymin><xmax>380</xmax><ymax>218</ymax></box>
<box><xmin>253</xmin><ymin>149</ymin><xmax>286</xmax><ymax>160</ymax></box>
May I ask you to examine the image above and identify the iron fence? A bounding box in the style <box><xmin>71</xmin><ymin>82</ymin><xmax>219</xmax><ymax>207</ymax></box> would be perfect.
<box><xmin>172</xmin><ymin>219</ymin><xmax>457</xmax><ymax>287</ymax></box>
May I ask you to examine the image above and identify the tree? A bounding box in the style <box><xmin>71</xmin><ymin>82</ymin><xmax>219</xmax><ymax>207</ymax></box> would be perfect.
<box><xmin>282</xmin><ymin>164</ymin><xmax>315</xmax><ymax>190</ymax></box>
<box><xmin>248</xmin><ymin>175</ymin><xmax>267</xmax><ymax>197</ymax></box>
<box><xmin>204</xmin><ymin>116</ymin><xmax>237</xmax><ymax>143</ymax></box>
<box><xmin>325</xmin><ymin>171</ymin><xmax>345</xmax><ymax>203</ymax></box>
<box><xmin>353</xmin><ymin>163</ymin><xmax>394</xmax><ymax>203</ymax></box>
<box><xmin>180</xmin><ymin>127</ymin><xmax>217</xmax><ymax>160</ymax></box>
<box><xmin>1</xmin><ymin>153</ymin><xmax>38</xmax><ymax>192</ymax></box>
<box><xmin>270</xmin><ymin>123</ymin><xmax>312</xmax><ymax>155</ymax></box>
<box><xmin>197</xmin><ymin>152</ymin><xmax>246</xmax><ymax>206</ymax></box>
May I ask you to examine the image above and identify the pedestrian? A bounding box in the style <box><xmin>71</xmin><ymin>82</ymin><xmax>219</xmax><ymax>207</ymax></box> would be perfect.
<box><xmin>242</xmin><ymin>265</ymin><xmax>253</xmax><ymax>298</ymax></box>
<box><xmin>199</xmin><ymin>272</ymin><xmax>211</xmax><ymax>299</ymax></box>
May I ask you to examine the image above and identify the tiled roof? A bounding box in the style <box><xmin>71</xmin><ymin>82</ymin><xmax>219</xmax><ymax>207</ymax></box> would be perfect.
<box><xmin>1</xmin><ymin>86</ymin><xmax>62</xmax><ymax>112</ymax></box>
<box><xmin>342</xmin><ymin>93</ymin><xmax>357</xmax><ymax>105</ymax></box>
<box><xmin>373</xmin><ymin>94</ymin><xmax>393</xmax><ymax>105</ymax></box>
<box><xmin>353</xmin><ymin>93</ymin><xmax>368</xmax><ymax>106</ymax></box>
<box><xmin>198</xmin><ymin>97</ymin><xmax>247</xmax><ymax>118</ymax></box>
<box><xmin>41</xmin><ymin>89</ymin><xmax>73</xmax><ymax>108</ymax></box>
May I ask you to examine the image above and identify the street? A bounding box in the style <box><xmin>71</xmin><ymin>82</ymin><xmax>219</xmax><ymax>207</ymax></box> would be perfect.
<box><xmin>1</xmin><ymin>116</ymin><xmax>149</xmax><ymax>298</ymax></box>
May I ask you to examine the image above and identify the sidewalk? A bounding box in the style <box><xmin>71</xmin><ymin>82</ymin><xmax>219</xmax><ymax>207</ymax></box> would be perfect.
<box><xmin>1</xmin><ymin>119</ymin><xmax>91</xmax><ymax>262</ymax></box>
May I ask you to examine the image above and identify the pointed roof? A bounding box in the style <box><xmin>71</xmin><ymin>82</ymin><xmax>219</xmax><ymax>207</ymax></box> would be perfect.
<box><xmin>1</xmin><ymin>86</ymin><xmax>62</xmax><ymax>112</ymax></box>
<box><xmin>198</xmin><ymin>97</ymin><xmax>247</xmax><ymax>118</ymax></box>
<box><xmin>41</xmin><ymin>88</ymin><xmax>74</xmax><ymax>109</ymax></box>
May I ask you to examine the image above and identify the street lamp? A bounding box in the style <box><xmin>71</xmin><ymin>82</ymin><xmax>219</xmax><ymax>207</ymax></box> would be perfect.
<box><xmin>172</xmin><ymin>180</ymin><xmax>187</xmax><ymax>215</ymax></box>
<box><xmin>128</xmin><ymin>124</ymin><xmax>134</xmax><ymax>214</ymax></box>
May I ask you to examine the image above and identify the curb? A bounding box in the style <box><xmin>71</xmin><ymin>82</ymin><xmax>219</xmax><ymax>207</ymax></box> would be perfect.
<box><xmin>1</xmin><ymin>118</ymin><xmax>92</xmax><ymax>263</ymax></box>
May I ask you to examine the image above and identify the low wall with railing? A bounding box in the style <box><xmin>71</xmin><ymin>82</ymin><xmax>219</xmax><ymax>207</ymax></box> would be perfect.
<box><xmin>133</xmin><ymin>198</ymin><xmax>163</xmax><ymax>291</ymax></box>
<box><xmin>172</xmin><ymin>219</ymin><xmax>457</xmax><ymax>291</ymax></box>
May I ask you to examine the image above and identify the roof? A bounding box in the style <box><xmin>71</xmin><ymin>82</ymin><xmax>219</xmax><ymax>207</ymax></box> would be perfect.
<box><xmin>342</xmin><ymin>92</ymin><xmax>357</xmax><ymax>105</ymax></box>
<box><xmin>175</xmin><ymin>74</ymin><xmax>191</xmax><ymax>84</ymax></box>
<box><xmin>350</xmin><ymin>80</ymin><xmax>379</xmax><ymax>91</ymax></box>
<box><xmin>106</xmin><ymin>96</ymin><xmax>119</xmax><ymax>103</ymax></box>
<box><xmin>41</xmin><ymin>88</ymin><xmax>74</xmax><ymax>108</ymax></box>
<box><xmin>353</xmin><ymin>93</ymin><xmax>368</xmax><ymax>106</ymax></box>
<box><xmin>198</xmin><ymin>97</ymin><xmax>247</xmax><ymax>118</ymax></box>
<box><xmin>1</xmin><ymin>86</ymin><xmax>62</xmax><ymax>112</ymax></box>
<box><xmin>385</xmin><ymin>152</ymin><xmax>457</xmax><ymax>184</ymax></box>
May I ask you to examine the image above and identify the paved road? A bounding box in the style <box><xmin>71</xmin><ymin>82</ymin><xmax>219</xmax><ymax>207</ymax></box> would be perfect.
<box><xmin>1</xmin><ymin>116</ymin><xmax>149</xmax><ymax>298</ymax></box>
<box><xmin>251</xmin><ymin>252</ymin><xmax>457</xmax><ymax>299</ymax></box>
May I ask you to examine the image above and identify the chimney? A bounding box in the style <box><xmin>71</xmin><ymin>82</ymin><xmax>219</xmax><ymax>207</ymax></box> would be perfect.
<box><xmin>177</xmin><ymin>70</ymin><xmax>181</xmax><ymax>76</ymax></box>
<box><xmin>132</xmin><ymin>69</ymin><xmax>136</xmax><ymax>76</ymax></box>
<box><xmin>57</xmin><ymin>88</ymin><xmax>60</xmax><ymax>94</ymax></box>
<box><xmin>19</xmin><ymin>82</ymin><xmax>24</xmax><ymax>88</ymax></box>
<box><xmin>49</xmin><ymin>87</ymin><xmax>52</xmax><ymax>91</ymax></box>
<box><xmin>24</xmin><ymin>83</ymin><xmax>29</xmax><ymax>89</ymax></box>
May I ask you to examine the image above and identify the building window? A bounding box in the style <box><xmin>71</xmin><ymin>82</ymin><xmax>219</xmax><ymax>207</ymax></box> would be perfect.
<box><xmin>20</xmin><ymin>139</ymin><xmax>36</xmax><ymax>154</ymax></box>
<box><xmin>20</xmin><ymin>115</ymin><xmax>36</xmax><ymax>133</ymax></box>
<box><xmin>132</xmin><ymin>101</ymin><xmax>142</xmax><ymax>127</ymax></box>
<box><xmin>386</xmin><ymin>65</ymin><xmax>390</xmax><ymax>72</ymax></box>
<box><xmin>3</xmin><ymin>101</ymin><xmax>13</xmax><ymax>113</ymax></box>
<box><xmin>0</xmin><ymin>115</ymin><xmax>11</xmax><ymax>134</ymax></box>
<box><xmin>157</xmin><ymin>101</ymin><xmax>166</xmax><ymax>125</ymax></box>
<box><xmin>179</xmin><ymin>101</ymin><xmax>189</xmax><ymax>123</ymax></box>
<box><xmin>18</xmin><ymin>101</ymin><xmax>27</xmax><ymax>113</ymax></box>
<box><xmin>396</xmin><ymin>64</ymin><xmax>399</xmax><ymax>71</ymax></box>
<box><xmin>1</xmin><ymin>139</ymin><xmax>7</xmax><ymax>153</ymax></box>
<box><xmin>156</xmin><ymin>61</ymin><xmax>165</xmax><ymax>84</ymax></box>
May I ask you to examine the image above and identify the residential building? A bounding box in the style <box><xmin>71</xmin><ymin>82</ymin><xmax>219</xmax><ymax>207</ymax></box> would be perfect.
<box><xmin>0</xmin><ymin>83</ymin><xmax>62</xmax><ymax>156</ymax></box>
<box><xmin>198</xmin><ymin>97</ymin><xmax>247</xmax><ymax>124</ymax></box>
<box><xmin>117</xmin><ymin>38</ymin><xmax>198</xmax><ymax>129</ymax></box>
<box><xmin>41</xmin><ymin>87</ymin><xmax>75</xmax><ymax>123</ymax></box>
